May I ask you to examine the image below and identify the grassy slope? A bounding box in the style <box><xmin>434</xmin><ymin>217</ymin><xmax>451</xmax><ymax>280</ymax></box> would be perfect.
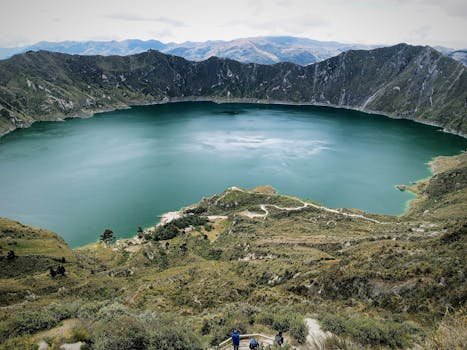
<box><xmin>0</xmin><ymin>153</ymin><xmax>465</xmax><ymax>349</ymax></box>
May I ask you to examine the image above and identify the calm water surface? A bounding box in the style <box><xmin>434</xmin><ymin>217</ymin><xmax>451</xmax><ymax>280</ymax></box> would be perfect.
<box><xmin>1</xmin><ymin>102</ymin><xmax>466</xmax><ymax>246</ymax></box>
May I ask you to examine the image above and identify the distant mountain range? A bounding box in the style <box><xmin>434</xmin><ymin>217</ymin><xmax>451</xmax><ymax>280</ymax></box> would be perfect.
<box><xmin>448</xmin><ymin>50</ymin><xmax>467</xmax><ymax>65</ymax></box>
<box><xmin>1</xmin><ymin>37</ymin><xmax>466</xmax><ymax>66</ymax></box>
<box><xmin>0</xmin><ymin>43</ymin><xmax>465</xmax><ymax>137</ymax></box>
<box><xmin>0</xmin><ymin>37</ymin><xmax>379</xmax><ymax>65</ymax></box>
<box><xmin>2</xmin><ymin>37</ymin><xmax>466</xmax><ymax>67</ymax></box>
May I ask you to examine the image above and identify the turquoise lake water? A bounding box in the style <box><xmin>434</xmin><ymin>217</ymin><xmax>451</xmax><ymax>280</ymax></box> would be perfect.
<box><xmin>0</xmin><ymin>102</ymin><xmax>466</xmax><ymax>247</ymax></box>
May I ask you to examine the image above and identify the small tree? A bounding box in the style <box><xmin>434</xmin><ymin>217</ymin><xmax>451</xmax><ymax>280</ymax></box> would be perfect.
<box><xmin>100</xmin><ymin>229</ymin><xmax>115</xmax><ymax>245</ymax></box>
<box><xmin>137</xmin><ymin>226</ymin><xmax>144</xmax><ymax>239</ymax></box>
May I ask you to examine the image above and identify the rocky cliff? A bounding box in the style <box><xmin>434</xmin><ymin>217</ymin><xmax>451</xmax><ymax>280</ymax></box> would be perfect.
<box><xmin>0</xmin><ymin>43</ymin><xmax>465</xmax><ymax>136</ymax></box>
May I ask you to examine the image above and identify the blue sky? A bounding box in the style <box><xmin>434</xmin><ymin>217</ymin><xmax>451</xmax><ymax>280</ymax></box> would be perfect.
<box><xmin>1</xmin><ymin>0</ymin><xmax>466</xmax><ymax>48</ymax></box>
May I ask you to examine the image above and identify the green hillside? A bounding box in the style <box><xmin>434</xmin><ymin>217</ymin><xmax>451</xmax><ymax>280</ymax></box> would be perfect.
<box><xmin>1</xmin><ymin>152</ymin><xmax>465</xmax><ymax>349</ymax></box>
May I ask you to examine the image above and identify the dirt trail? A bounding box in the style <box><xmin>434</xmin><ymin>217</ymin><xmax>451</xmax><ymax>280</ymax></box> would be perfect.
<box><xmin>305</xmin><ymin>318</ymin><xmax>331</xmax><ymax>349</ymax></box>
<box><xmin>240</xmin><ymin>193</ymin><xmax>382</xmax><ymax>224</ymax></box>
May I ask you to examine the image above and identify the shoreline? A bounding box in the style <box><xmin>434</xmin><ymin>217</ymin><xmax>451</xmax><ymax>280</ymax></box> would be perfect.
<box><xmin>1</xmin><ymin>97</ymin><xmax>466</xmax><ymax>139</ymax></box>
<box><xmin>1</xmin><ymin>100</ymin><xmax>465</xmax><ymax>248</ymax></box>
<box><xmin>105</xmin><ymin>150</ymin><xmax>463</xmax><ymax>250</ymax></box>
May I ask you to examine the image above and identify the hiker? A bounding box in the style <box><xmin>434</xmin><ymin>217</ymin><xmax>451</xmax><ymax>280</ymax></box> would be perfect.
<box><xmin>49</xmin><ymin>267</ymin><xmax>57</xmax><ymax>278</ymax></box>
<box><xmin>249</xmin><ymin>337</ymin><xmax>259</xmax><ymax>350</ymax></box>
<box><xmin>57</xmin><ymin>265</ymin><xmax>66</xmax><ymax>276</ymax></box>
<box><xmin>275</xmin><ymin>331</ymin><xmax>284</xmax><ymax>346</ymax></box>
<box><xmin>231</xmin><ymin>329</ymin><xmax>240</xmax><ymax>350</ymax></box>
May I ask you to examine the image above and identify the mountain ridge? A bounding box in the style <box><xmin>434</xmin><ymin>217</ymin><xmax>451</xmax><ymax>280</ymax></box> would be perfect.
<box><xmin>0</xmin><ymin>43</ymin><xmax>466</xmax><ymax>137</ymax></box>
<box><xmin>0</xmin><ymin>36</ymin><xmax>377</xmax><ymax>64</ymax></box>
<box><xmin>2</xmin><ymin>37</ymin><xmax>466</xmax><ymax>66</ymax></box>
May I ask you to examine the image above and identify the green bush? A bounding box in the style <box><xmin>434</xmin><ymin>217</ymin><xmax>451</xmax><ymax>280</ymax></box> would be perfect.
<box><xmin>0</xmin><ymin>302</ymin><xmax>79</xmax><ymax>339</ymax></box>
<box><xmin>289</xmin><ymin>316</ymin><xmax>308</xmax><ymax>344</ymax></box>
<box><xmin>192</xmin><ymin>238</ymin><xmax>222</xmax><ymax>261</ymax></box>
<box><xmin>153</xmin><ymin>222</ymin><xmax>179</xmax><ymax>241</ymax></box>
<box><xmin>90</xmin><ymin>305</ymin><xmax>203</xmax><ymax>350</ymax></box>
<box><xmin>320</xmin><ymin>314</ymin><xmax>347</xmax><ymax>335</ymax></box>
<box><xmin>78</xmin><ymin>301</ymin><xmax>110</xmax><ymax>319</ymax></box>
<box><xmin>0</xmin><ymin>336</ymin><xmax>36</xmax><ymax>350</ymax></box>
<box><xmin>319</xmin><ymin>313</ymin><xmax>423</xmax><ymax>348</ymax></box>
<box><xmin>204</xmin><ymin>303</ymin><xmax>259</xmax><ymax>345</ymax></box>
<box><xmin>153</xmin><ymin>216</ymin><xmax>209</xmax><ymax>241</ymax></box>
<box><xmin>256</xmin><ymin>308</ymin><xmax>308</xmax><ymax>344</ymax></box>
<box><xmin>71</xmin><ymin>325</ymin><xmax>90</xmax><ymax>342</ymax></box>
<box><xmin>96</xmin><ymin>302</ymin><xmax>129</xmax><ymax>322</ymax></box>
<box><xmin>91</xmin><ymin>316</ymin><xmax>146</xmax><ymax>350</ymax></box>
<box><xmin>0</xmin><ymin>310</ymin><xmax>57</xmax><ymax>339</ymax></box>
<box><xmin>322</xmin><ymin>335</ymin><xmax>361</xmax><ymax>350</ymax></box>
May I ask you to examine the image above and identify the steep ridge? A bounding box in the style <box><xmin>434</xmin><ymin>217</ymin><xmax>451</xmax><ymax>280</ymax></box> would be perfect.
<box><xmin>0</xmin><ymin>43</ymin><xmax>465</xmax><ymax>136</ymax></box>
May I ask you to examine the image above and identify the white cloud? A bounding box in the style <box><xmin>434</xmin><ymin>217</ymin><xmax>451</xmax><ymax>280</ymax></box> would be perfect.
<box><xmin>106</xmin><ymin>13</ymin><xmax>186</xmax><ymax>27</ymax></box>
<box><xmin>242</xmin><ymin>14</ymin><xmax>328</xmax><ymax>33</ymax></box>
<box><xmin>391</xmin><ymin>0</ymin><xmax>467</xmax><ymax>18</ymax></box>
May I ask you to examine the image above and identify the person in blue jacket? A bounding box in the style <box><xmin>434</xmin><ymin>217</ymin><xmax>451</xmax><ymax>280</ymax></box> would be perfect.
<box><xmin>232</xmin><ymin>329</ymin><xmax>240</xmax><ymax>350</ymax></box>
<box><xmin>249</xmin><ymin>337</ymin><xmax>259</xmax><ymax>349</ymax></box>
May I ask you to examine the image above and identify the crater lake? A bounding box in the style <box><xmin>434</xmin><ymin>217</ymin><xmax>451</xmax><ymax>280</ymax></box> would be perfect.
<box><xmin>0</xmin><ymin>102</ymin><xmax>466</xmax><ymax>246</ymax></box>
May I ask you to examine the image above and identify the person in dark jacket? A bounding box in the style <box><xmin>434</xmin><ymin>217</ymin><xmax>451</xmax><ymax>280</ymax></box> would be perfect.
<box><xmin>232</xmin><ymin>329</ymin><xmax>240</xmax><ymax>350</ymax></box>
<box><xmin>275</xmin><ymin>331</ymin><xmax>284</xmax><ymax>346</ymax></box>
<box><xmin>249</xmin><ymin>337</ymin><xmax>259</xmax><ymax>349</ymax></box>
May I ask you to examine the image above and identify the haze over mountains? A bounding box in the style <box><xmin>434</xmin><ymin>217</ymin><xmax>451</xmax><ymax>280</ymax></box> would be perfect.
<box><xmin>1</xmin><ymin>36</ymin><xmax>466</xmax><ymax>66</ymax></box>
<box><xmin>0</xmin><ymin>43</ymin><xmax>465</xmax><ymax>137</ymax></box>
<box><xmin>0</xmin><ymin>36</ymin><xmax>377</xmax><ymax>65</ymax></box>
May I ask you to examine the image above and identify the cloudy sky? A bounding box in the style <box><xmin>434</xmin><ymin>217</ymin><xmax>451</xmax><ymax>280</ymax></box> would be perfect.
<box><xmin>1</xmin><ymin>0</ymin><xmax>466</xmax><ymax>48</ymax></box>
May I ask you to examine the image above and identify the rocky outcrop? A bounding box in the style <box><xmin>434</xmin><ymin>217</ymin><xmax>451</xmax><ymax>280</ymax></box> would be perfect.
<box><xmin>0</xmin><ymin>43</ymin><xmax>465</xmax><ymax>136</ymax></box>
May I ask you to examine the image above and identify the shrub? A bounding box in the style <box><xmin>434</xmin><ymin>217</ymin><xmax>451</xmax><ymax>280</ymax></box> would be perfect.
<box><xmin>319</xmin><ymin>314</ymin><xmax>347</xmax><ymax>335</ymax></box>
<box><xmin>205</xmin><ymin>303</ymin><xmax>259</xmax><ymax>345</ymax></box>
<box><xmin>153</xmin><ymin>222</ymin><xmax>179</xmax><ymax>241</ymax></box>
<box><xmin>289</xmin><ymin>316</ymin><xmax>308</xmax><ymax>344</ymax></box>
<box><xmin>90</xmin><ymin>310</ymin><xmax>202</xmax><ymax>350</ymax></box>
<box><xmin>91</xmin><ymin>316</ymin><xmax>146</xmax><ymax>350</ymax></box>
<box><xmin>319</xmin><ymin>313</ymin><xmax>423</xmax><ymax>348</ymax></box>
<box><xmin>153</xmin><ymin>216</ymin><xmax>209</xmax><ymax>241</ymax></box>
<box><xmin>256</xmin><ymin>308</ymin><xmax>308</xmax><ymax>344</ymax></box>
<box><xmin>423</xmin><ymin>310</ymin><xmax>466</xmax><ymax>350</ymax></box>
<box><xmin>322</xmin><ymin>335</ymin><xmax>361</xmax><ymax>350</ymax></box>
<box><xmin>78</xmin><ymin>301</ymin><xmax>110</xmax><ymax>319</ymax></box>
<box><xmin>0</xmin><ymin>336</ymin><xmax>35</xmax><ymax>350</ymax></box>
<box><xmin>95</xmin><ymin>302</ymin><xmax>129</xmax><ymax>322</ymax></box>
<box><xmin>71</xmin><ymin>325</ymin><xmax>90</xmax><ymax>342</ymax></box>
<box><xmin>0</xmin><ymin>302</ymin><xmax>79</xmax><ymax>339</ymax></box>
<box><xmin>186</xmin><ymin>206</ymin><xmax>207</xmax><ymax>215</ymax></box>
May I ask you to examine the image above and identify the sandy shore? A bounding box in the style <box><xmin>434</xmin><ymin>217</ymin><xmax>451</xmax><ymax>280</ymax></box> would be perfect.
<box><xmin>158</xmin><ymin>210</ymin><xmax>183</xmax><ymax>226</ymax></box>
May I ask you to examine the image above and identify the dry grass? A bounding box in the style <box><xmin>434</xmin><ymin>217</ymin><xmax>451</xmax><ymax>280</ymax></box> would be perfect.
<box><xmin>430</xmin><ymin>152</ymin><xmax>466</xmax><ymax>174</ymax></box>
<box><xmin>423</xmin><ymin>310</ymin><xmax>467</xmax><ymax>350</ymax></box>
<box><xmin>250</xmin><ymin>185</ymin><xmax>277</xmax><ymax>194</ymax></box>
